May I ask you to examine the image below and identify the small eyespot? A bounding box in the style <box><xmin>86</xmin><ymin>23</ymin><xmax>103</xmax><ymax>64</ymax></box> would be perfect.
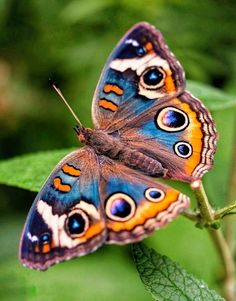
<box><xmin>145</xmin><ymin>188</ymin><xmax>165</xmax><ymax>202</ymax></box>
<box><xmin>66</xmin><ymin>210</ymin><xmax>89</xmax><ymax>238</ymax></box>
<box><xmin>105</xmin><ymin>193</ymin><xmax>136</xmax><ymax>222</ymax></box>
<box><xmin>40</xmin><ymin>233</ymin><xmax>50</xmax><ymax>244</ymax></box>
<box><xmin>140</xmin><ymin>67</ymin><xmax>165</xmax><ymax>89</ymax></box>
<box><xmin>156</xmin><ymin>107</ymin><xmax>189</xmax><ymax>132</ymax></box>
<box><xmin>136</xmin><ymin>46</ymin><xmax>146</xmax><ymax>57</ymax></box>
<box><xmin>174</xmin><ymin>141</ymin><xmax>192</xmax><ymax>158</ymax></box>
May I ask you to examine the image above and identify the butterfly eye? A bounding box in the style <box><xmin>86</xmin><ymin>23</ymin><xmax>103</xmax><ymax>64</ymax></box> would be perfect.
<box><xmin>66</xmin><ymin>210</ymin><xmax>89</xmax><ymax>238</ymax></box>
<box><xmin>174</xmin><ymin>141</ymin><xmax>192</xmax><ymax>158</ymax></box>
<box><xmin>156</xmin><ymin>107</ymin><xmax>189</xmax><ymax>132</ymax></box>
<box><xmin>105</xmin><ymin>193</ymin><xmax>136</xmax><ymax>221</ymax></box>
<box><xmin>145</xmin><ymin>188</ymin><xmax>165</xmax><ymax>202</ymax></box>
<box><xmin>140</xmin><ymin>67</ymin><xmax>165</xmax><ymax>89</ymax></box>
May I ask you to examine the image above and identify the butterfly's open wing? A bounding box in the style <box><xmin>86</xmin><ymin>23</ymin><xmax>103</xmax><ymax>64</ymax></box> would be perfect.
<box><xmin>92</xmin><ymin>22</ymin><xmax>185</xmax><ymax>129</ymax></box>
<box><xmin>92</xmin><ymin>22</ymin><xmax>217</xmax><ymax>182</ymax></box>
<box><xmin>115</xmin><ymin>91</ymin><xmax>217</xmax><ymax>182</ymax></box>
<box><xmin>20</xmin><ymin>147</ymin><xmax>106</xmax><ymax>270</ymax></box>
<box><xmin>98</xmin><ymin>158</ymin><xmax>189</xmax><ymax>243</ymax></box>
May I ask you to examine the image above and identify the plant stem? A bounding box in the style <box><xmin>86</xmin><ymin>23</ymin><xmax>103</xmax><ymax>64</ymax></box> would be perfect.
<box><xmin>191</xmin><ymin>180</ymin><xmax>214</xmax><ymax>223</ymax></box>
<box><xmin>191</xmin><ymin>181</ymin><xmax>236</xmax><ymax>301</ymax></box>
<box><xmin>209</xmin><ymin>229</ymin><xmax>236</xmax><ymax>301</ymax></box>
<box><xmin>225</xmin><ymin>118</ymin><xmax>236</xmax><ymax>253</ymax></box>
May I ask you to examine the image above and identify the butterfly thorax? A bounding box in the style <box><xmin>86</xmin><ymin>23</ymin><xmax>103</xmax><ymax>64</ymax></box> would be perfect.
<box><xmin>77</xmin><ymin>127</ymin><xmax>167</xmax><ymax>177</ymax></box>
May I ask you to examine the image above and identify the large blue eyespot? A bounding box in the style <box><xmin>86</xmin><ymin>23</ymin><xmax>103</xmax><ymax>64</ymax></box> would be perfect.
<box><xmin>66</xmin><ymin>211</ymin><xmax>88</xmax><ymax>237</ymax></box>
<box><xmin>106</xmin><ymin>193</ymin><xmax>136</xmax><ymax>221</ymax></box>
<box><xmin>174</xmin><ymin>141</ymin><xmax>192</xmax><ymax>158</ymax></box>
<box><xmin>156</xmin><ymin>107</ymin><xmax>189</xmax><ymax>132</ymax></box>
<box><xmin>110</xmin><ymin>199</ymin><xmax>131</xmax><ymax>218</ymax></box>
<box><xmin>143</xmin><ymin>68</ymin><xmax>164</xmax><ymax>87</ymax></box>
<box><xmin>163</xmin><ymin>110</ymin><xmax>186</xmax><ymax>128</ymax></box>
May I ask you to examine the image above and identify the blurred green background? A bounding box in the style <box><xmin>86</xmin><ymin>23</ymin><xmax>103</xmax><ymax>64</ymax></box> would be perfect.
<box><xmin>0</xmin><ymin>0</ymin><xmax>236</xmax><ymax>300</ymax></box>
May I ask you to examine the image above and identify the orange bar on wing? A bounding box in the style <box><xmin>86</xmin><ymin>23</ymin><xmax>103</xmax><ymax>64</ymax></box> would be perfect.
<box><xmin>165</xmin><ymin>74</ymin><xmax>176</xmax><ymax>93</ymax></box>
<box><xmin>99</xmin><ymin>99</ymin><xmax>118</xmax><ymax>112</ymax></box>
<box><xmin>53</xmin><ymin>177</ymin><xmax>71</xmax><ymax>192</ymax></box>
<box><xmin>62</xmin><ymin>164</ymin><xmax>81</xmax><ymax>177</ymax></box>
<box><xmin>103</xmin><ymin>84</ymin><xmax>123</xmax><ymax>95</ymax></box>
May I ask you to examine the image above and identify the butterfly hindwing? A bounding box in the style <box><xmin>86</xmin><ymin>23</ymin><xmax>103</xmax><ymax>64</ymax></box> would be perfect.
<box><xmin>92</xmin><ymin>22</ymin><xmax>185</xmax><ymax>129</ymax></box>
<box><xmin>20</xmin><ymin>147</ymin><xmax>106</xmax><ymax>270</ymax></box>
<box><xmin>115</xmin><ymin>91</ymin><xmax>217</xmax><ymax>182</ymax></box>
<box><xmin>98</xmin><ymin>158</ymin><xmax>190</xmax><ymax>244</ymax></box>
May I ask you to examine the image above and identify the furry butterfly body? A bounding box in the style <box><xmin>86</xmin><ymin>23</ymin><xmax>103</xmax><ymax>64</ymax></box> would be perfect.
<box><xmin>20</xmin><ymin>22</ymin><xmax>217</xmax><ymax>270</ymax></box>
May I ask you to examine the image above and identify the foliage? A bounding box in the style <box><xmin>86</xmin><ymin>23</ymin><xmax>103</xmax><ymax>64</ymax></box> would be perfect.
<box><xmin>132</xmin><ymin>243</ymin><xmax>225</xmax><ymax>301</ymax></box>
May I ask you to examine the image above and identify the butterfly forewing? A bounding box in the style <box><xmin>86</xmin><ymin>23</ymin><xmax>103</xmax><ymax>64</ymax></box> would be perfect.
<box><xmin>92</xmin><ymin>22</ymin><xmax>217</xmax><ymax>182</ymax></box>
<box><xmin>92</xmin><ymin>22</ymin><xmax>185</xmax><ymax>129</ymax></box>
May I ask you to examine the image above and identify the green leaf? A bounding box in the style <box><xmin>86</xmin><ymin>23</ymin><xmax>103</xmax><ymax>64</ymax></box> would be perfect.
<box><xmin>132</xmin><ymin>243</ymin><xmax>225</xmax><ymax>301</ymax></box>
<box><xmin>0</xmin><ymin>149</ymin><xmax>75</xmax><ymax>192</ymax></box>
<box><xmin>61</xmin><ymin>0</ymin><xmax>112</xmax><ymax>23</ymax></box>
<box><xmin>187</xmin><ymin>80</ymin><xmax>236</xmax><ymax>111</ymax></box>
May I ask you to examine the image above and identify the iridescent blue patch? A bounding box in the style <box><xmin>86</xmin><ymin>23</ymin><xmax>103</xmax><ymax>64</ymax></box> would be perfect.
<box><xmin>143</xmin><ymin>68</ymin><xmax>163</xmax><ymax>86</ymax></box>
<box><xmin>40</xmin><ymin>233</ymin><xmax>50</xmax><ymax>243</ymax></box>
<box><xmin>177</xmin><ymin>144</ymin><xmax>191</xmax><ymax>156</ymax></box>
<box><xmin>149</xmin><ymin>190</ymin><xmax>161</xmax><ymax>199</ymax></box>
<box><xmin>162</xmin><ymin>109</ymin><xmax>186</xmax><ymax>128</ymax></box>
<box><xmin>67</xmin><ymin>213</ymin><xmax>86</xmax><ymax>235</ymax></box>
<box><xmin>110</xmin><ymin>198</ymin><xmax>131</xmax><ymax>218</ymax></box>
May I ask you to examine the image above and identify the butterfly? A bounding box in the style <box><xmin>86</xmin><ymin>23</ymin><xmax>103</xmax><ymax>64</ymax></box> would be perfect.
<box><xmin>19</xmin><ymin>22</ymin><xmax>217</xmax><ymax>270</ymax></box>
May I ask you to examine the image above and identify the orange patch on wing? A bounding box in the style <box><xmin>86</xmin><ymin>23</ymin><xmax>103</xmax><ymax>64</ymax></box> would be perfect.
<box><xmin>62</xmin><ymin>164</ymin><xmax>81</xmax><ymax>177</ymax></box>
<box><xmin>145</xmin><ymin>42</ymin><xmax>153</xmax><ymax>52</ymax></box>
<box><xmin>164</xmin><ymin>73</ymin><xmax>176</xmax><ymax>93</ymax></box>
<box><xmin>42</xmin><ymin>243</ymin><xmax>51</xmax><ymax>253</ymax></box>
<box><xmin>53</xmin><ymin>177</ymin><xmax>71</xmax><ymax>192</ymax></box>
<box><xmin>103</xmin><ymin>84</ymin><xmax>123</xmax><ymax>95</ymax></box>
<box><xmin>172</xmin><ymin>98</ymin><xmax>202</xmax><ymax>174</ymax></box>
<box><xmin>98</xmin><ymin>99</ymin><xmax>118</xmax><ymax>112</ymax></box>
<box><xmin>34</xmin><ymin>244</ymin><xmax>39</xmax><ymax>253</ymax></box>
<box><xmin>75</xmin><ymin>222</ymin><xmax>105</xmax><ymax>244</ymax></box>
<box><xmin>107</xmin><ymin>189</ymin><xmax>179</xmax><ymax>232</ymax></box>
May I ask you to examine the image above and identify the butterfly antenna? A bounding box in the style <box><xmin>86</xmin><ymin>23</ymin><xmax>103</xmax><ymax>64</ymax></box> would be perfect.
<box><xmin>49</xmin><ymin>79</ymin><xmax>83</xmax><ymax>128</ymax></box>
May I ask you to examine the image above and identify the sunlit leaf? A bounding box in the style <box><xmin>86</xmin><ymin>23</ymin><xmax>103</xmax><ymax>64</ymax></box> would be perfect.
<box><xmin>132</xmin><ymin>243</ymin><xmax>225</xmax><ymax>301</ymax></box>
<box><xmin>0</xmin><ymin>149</ymin><xmax>75</xmax><ymax>192</ymax></box>
<box><xmin>187</xmin><ymin>80</ymin><xmax>236</xmax><ymax>111</ymax></box>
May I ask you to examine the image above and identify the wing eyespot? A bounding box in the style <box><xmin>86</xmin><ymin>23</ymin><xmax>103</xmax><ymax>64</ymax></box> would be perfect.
<box><xmin>140</xmin><ymin>67</ymin><xmax>166</xmax><ymax>90</ymax></box>
<box><xmin>174</xmin><ymin>141</ymin><xmax>192</xmax><ymax>158</ymax></box>
<box><xmin>105</xmin><ymin>193</ymin><xmax>136</xmax><ymax>222</ymax></box>
<box><xmin>144</xmin><ymin>188</ymin><xmax>165</xmax><ymax>202</ymax></box>
<box><xmin>66</xmin><ymin>209</ymin><xmax>89</xmax><ymax>238</ymax></box>
<box><xmin>156</xmin><ymin>107</ymin><xmax>189</xmax><ymax>132</ymax></box>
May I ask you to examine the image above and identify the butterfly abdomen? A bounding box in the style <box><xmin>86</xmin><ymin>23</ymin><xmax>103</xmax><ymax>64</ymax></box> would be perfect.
<box><xmin>118</xmin><ymin>149</ymin><xmax>168</xmax><ymax>177</ymax></box>
<box><xmin>79</xmin><ymin>128</ymin><xmax>167</xmax><ymax>177</ymax></box>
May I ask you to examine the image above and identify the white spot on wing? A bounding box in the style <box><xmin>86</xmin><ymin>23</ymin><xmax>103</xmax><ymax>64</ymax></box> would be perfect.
<box><xmin>125</xmin><ymin>39</ymin><xmax>139</xmax><ymax>47</ymax></box>
<box><xmin>27</xmin><ymin>232</ymin><xmax>38</xmax><ymax>242</ymax></box>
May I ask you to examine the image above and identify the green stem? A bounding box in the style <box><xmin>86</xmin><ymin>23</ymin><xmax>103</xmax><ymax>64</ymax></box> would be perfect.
<box><xmin>191</xmin><ymin>181</ymin><xmax>236</xmax><ymax>301</ymax></box>
<box><xmin>225</xmin><ymin>118</ymin><xmax>236</xmax><ymax>252</ymax></box>
<box><xmin>191</xmin><ymin>181</ymin><xmax>214</xmax><ymax>223</ymax></box>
